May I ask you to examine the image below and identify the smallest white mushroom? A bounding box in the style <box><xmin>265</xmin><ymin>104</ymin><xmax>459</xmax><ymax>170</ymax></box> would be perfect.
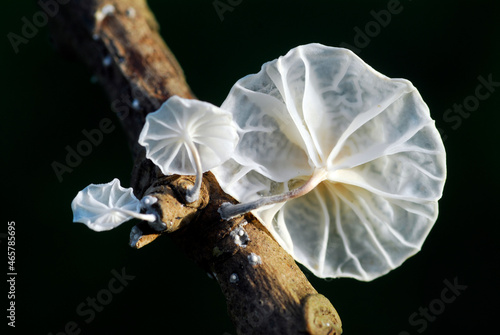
<box><xmin>229</xmin><ymin>224</ymin><xmax>250</xmax><ymax>248</ymax></box>
<box><xmin>102</xmin><ymin>55</ymin><xmax>112</xmax><ymax>67</ymax></box>
<box><xmin>126</xmin><ymin>7</ymin><xmax>136</xmax><ymax>18</ymax></box>
<box><xmin>229</xmin><ymin>273</ymin><xmax>239</xmax><ymax>284</ymax></box>
<box><xmin>95</xmin><ymin>4</ymin><xmax>115</xmax><ymax>22</ymax></box>
<box><xmin>248</xmin><ymin>253</ymin><xmax>262</xmax><ymax>266</ymax></box>
<box><xmin>72</xmin><ymin>178</ymin><xmax>157</xmax><ymax>232</ymax></box>
<box><xmin>131</xmin><ymin>99</ymin><xmax>141</xmax><ymax>110</ymax></box>
<box><xmin>138</xmin><ymin>95</ymin><xmax>239</xmax><ymax>203</ymax></box>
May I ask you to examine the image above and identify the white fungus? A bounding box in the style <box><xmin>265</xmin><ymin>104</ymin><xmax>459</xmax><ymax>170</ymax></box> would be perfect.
<box><xmin>132</xmin><ymin>99</ymin><xmax>140</xmax><ymax>110</ymax></box>
<box><xmin>101</xmin><ymin>4</ymin><xmax>115</xmax><ymax>15</ymax></box>
<box><xmin>129</xmin><ymin>225</ymin><xmax>143</xmax><ymax>247</ymax></box>
<box><xmin>230</xmin><ymin>224</ymin><xmax>250</xmax><ymax>248</ymax></box>
<box><xmin>138</xmin><ymin>95</ymin><xmax>239</xmax><ymax>203</ymax></box>
<box><xmin>72</xmin><ymin>178</ymin><xmax>156</xmax><ymax>232</ymax></box>
<box><xmin>248</xmin><ymin>253</ymin><xmax>262</xmax><ymax>266</ymax></box>
<box><xmin>102</xmin><ymin>55</ymin><xmax>112</xmax><ymax>67</ymax></box>
<box><xmin>229</xmin><ymin>273</ymin><xmax>239</xmax><ymax>283</ymax></box>
<box><xmin>141</xmin><ymin>195</ymin><xmax>157</xmax><ymax>207</ymax></box>
<box><xmin>126</xmin><ymin>7</ymin><xmax>136</xmax><ymax>18</ymax></box>
<box><xmin>213</xmin><ymin>43</ymin><xmax>447</xmax><ymax>281</ymax></box>
<box><xmin>95</xmin><ymin>4</ymin><xmax>115</xmax><ymax>22</ymax></box>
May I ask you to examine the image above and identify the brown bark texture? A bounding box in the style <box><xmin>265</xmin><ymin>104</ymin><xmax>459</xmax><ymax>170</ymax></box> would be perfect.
<box><xmin>46</xmin><ymin>1</ymin><xmax>342</xmax><ymax>334</ymax></box>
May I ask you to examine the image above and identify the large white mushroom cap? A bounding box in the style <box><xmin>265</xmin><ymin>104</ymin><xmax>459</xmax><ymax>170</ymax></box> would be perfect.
<box><xmin>212</xmin><ymin>43</ymin><xmax>446</xmax><ymax>281</ymax></box>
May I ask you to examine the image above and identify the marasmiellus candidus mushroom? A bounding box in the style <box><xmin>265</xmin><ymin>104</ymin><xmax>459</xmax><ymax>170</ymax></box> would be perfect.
<box><xmin>214</xmin><ymin>43</ymin><xmax>447</xmax><ymax>281</ymax></box>
<box><xmin>72</xmin><ymin>178</ymin><xmax>158</xmax><ymax>232</ymax></box>
<box><xmin>138</xmin><ymin>95</ymin><xmax>239</xmax><ymax>203</ymax></box>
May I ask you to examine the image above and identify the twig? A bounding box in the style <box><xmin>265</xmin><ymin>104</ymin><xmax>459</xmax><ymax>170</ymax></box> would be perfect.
<box><xmin>45</xmin><ymin>1</ymin><xmax>342</xmax><ymax>333</ymax></box>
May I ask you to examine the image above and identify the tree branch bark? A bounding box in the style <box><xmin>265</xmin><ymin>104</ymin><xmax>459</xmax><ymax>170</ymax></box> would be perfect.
<box><xmin>46</xmin><ymin>1</ymin><xmax>342</xmax><ymax>333</ymax></box>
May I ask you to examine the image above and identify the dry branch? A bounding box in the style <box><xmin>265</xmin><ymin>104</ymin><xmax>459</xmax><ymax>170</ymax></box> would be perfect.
<box><xmin>46</xmin><ymin>0</ymin><xmax>342</xmax><ymax>333</ymax></box>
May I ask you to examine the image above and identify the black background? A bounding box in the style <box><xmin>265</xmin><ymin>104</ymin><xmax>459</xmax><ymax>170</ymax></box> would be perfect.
<box><xmin>2</xmin><ymin>0</ymin><xmax>499</xmax><ymax>334</ymax></box>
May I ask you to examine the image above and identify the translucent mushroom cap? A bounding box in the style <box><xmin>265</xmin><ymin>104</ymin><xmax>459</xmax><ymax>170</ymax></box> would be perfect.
<box><xmin>72</xmin><ymin>178</ymin><xmax>142</xmax><ymax>232</ymax></box>
<box><xmin>138</xmin><ymin>95</ymin><xmax>239</xmax><ymax>176</ymax></box>
<box><xmin>212</xmin><ymin>43</ymin><xmax>447</xmax><ymax>281</ymax></box>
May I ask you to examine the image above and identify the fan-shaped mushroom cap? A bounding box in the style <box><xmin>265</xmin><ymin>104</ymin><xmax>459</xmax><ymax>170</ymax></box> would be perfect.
<box><xmin>72</xmin><ymin>178</ymin><xmax>150</xmax><ymax>232</ymax></box>
<box><xmin>212</xmin><ymin>43</ymin><xmax>446</xmax><ymax>281</ymax></box>
<box><xmin>138</xmin><ymin>95</ymin><xmax>239</xmax><ymax>176</ymax></box>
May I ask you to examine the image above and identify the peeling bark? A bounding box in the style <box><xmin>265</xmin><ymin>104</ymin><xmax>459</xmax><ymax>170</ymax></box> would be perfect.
<box><xmin>45</xmin><ymin>0</ymin><xmax>342</xmax><ymax>333</ymax></box>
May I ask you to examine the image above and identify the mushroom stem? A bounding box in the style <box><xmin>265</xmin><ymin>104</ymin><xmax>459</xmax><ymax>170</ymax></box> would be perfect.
<box><xmin>219</xmin><ymin>169</ymin><xmax>327</xmax><ymax>220</ymax></box>
<box><xmin>185</xmin><ymin>139</ymin><xmax>203</xmax><ymax>203</ymax></box>
<box><xmin>114</xmin><ymin>208</ymin><xmax>157</xmax><ymax>222</ymax></box>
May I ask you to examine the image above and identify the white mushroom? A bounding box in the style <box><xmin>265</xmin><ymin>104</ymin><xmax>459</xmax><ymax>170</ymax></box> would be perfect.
<box><xmin>229</xmin><ymin>273</ymin><xmax>239</xmax><ymax>283</ymax></box>
<box><xmin>95</xmin><ymin>4</ymin><xmax>115</xmax><ymax>22</ymax></box>
<box><xmin>71</xmin><ymin>178</ymin><xmax>156</xmax><ymax>232</ymax></box>
<box><xmin>213</xmin><ymin>43</ymin><xmax>446</xmax><ymax>281</ymax></box>
<box><xmin>138</xmin><ymin>95</ymin><xmax>239</xmax><ymax>202</ymax></box>
<box><xmin>248</xmin><ymin>253</ymin><xmax>262</xmax><ymax>266</ymax></box>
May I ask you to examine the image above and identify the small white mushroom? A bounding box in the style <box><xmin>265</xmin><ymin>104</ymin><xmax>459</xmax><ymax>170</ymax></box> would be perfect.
<box><xmin>129</xmin><ymin>225</ymin><xmax>143</xmax><ymax>247</ymax></box>
<box><xmin>102</xmin><ymin>55</ymin><xmax>112</xmax><ymax>67</ymax></box>
<box><xmin>229</xmin><ymin>273</ymin><xmax>239</xmax><ymax>283</ymax></box>
<box><xmin>101</xmin><ymin>4</ymin><xmax>115</xmax><ymax>15</ymax></box>
<box><xmin>138</xmin><ymin>95</ymin><xmax>239</xmax><ymax>203</ymax></box>
<box><xmin>71</xmin><ymin>178</ymin><xmax>156</xmax><ymax>232</ymax></box>
<box><xmin>248</xmin><ymin>253</ymin><xmax>262</xmax><ymax>266</ymax></box>
<box><xmin>95</xmin><ymin>4</ymin><xmax>115</xmax><ymax>22</ymax></box>
<box><xmin>131</xmin><ymin>99</ymin><xmax>141</xmax><ymax>110</ymax></box>
<box><xmin>229</xmin><ymin>224</ymin><xmax>250</xmax><ymax>248</ymax></box>
<box><xmin>141</xmin><ymin>195</ymin><xmax>157</xmax><ymax>207</ymax></box>
<box><xmin>213</xmin><ymin>43</ymin><xmax>447</xmax><ymax>281</ymax></box>
<box><xmin>126</xmin><ymin>7</ymin><xmax>136</xmax><ymax>18</ymax></box>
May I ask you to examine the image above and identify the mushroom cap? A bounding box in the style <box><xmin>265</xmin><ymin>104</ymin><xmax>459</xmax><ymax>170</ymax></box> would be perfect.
<box><xmin>212</xmin><ymin>43</ymin><xmax>446</xmax><ymax>281</ymax></box>
<box><xmin>72</xmin><ymin>178</ymin><xmax>140</xmax><ymax>232</ymax></box>
<box><xmin>138</xmin><ymin>95</ymin><xmax>239</xmax><ymax>176</ymax></box>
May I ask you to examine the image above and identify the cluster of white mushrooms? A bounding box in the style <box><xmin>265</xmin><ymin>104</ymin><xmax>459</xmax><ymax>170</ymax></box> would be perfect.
<box><xmin>72</xmin><ymin>43</ymin><xmax>446</xmax><ymax>281</ymax></box>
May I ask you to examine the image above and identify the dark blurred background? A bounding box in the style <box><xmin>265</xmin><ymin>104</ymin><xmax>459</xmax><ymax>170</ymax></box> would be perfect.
<box><xmin>2</xmin><ymin>0</ymin><xmax>499</xmax><ymax>334</ymax></box>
